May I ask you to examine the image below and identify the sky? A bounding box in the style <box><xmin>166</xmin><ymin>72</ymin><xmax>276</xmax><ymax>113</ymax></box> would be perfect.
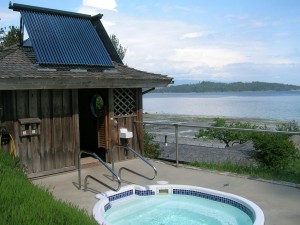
<box><xmin>1</xmin><ymin>0</ymin><xmax>300</xmax><ymax>85</ymax></box>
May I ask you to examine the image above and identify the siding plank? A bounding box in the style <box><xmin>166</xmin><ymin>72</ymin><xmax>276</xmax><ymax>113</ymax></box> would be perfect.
<box><xmin>28</xmin><ymin>90</ymin><xmax>41</xmax><ymax>173</ymax></box>
<box><xmin>40</xmin><ymin>90</ymin><xmax>53</xmax><ymax>171</ymax></box>
<box><xmin>52</xmin><ymin>90</ymin><xmax>63</xmax><ymax>169</ymax></box>
<box><xmin>72</xmin><ymin>90</ymin><xmax>80</xmax><ymax>167</ymax></box>
<box><xmin>63</xmin><ymin>90</ymin><xmax>73</xmax><ymax>167</ymax></box>
<box><xmin>16</xmin><ymin>90</ymin><xmax>32</xmax><ymax>173</ymax></box>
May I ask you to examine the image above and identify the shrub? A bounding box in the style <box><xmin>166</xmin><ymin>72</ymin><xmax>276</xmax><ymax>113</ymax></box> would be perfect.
<box><xmin>276</xmin><ymin>120</ymin><xmax>300</xmax><ymax>132</ymax></box>
<box><xmin>143</xmin><ymin>129</ymin><xmax>161</xmax><ymax>158</ymax></box>
<box><xmin>251</xmin><ymin>133</ymin><xmax>299</xmax><ymax>170</ymax></box>
<box><xmin>197</xmin><ymin>119</ymin><xmax>300</xmax><ymax>170</ymax></box>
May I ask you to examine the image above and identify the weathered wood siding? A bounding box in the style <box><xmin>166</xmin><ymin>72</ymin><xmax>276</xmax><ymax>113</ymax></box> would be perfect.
<box><xmin>1</xmin><ymin>87</ymin><xmax>144</xmax><ymax>175</ymax></box>
<box><xmin>107</xmin><ymin>88</ymin><xmax>143</xmax><ymax>162</ymax></box>
<box><xmin>0</xmin><ymin>90</ymin><xmax>80</xmax><ymax>176</ymax></box>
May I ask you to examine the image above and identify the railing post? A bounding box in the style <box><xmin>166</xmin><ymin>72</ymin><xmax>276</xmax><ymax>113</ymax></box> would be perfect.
<box><xmin>175</xmin><ymin>124</ymin><xmax>179</xmax><ymax>168</ymax></box>
<box><xmin>110</xmin><ymin>145</ymin><xmax>116</xmax><ymax>181</ymax></box>
<box><xmin>78</xmin><ymin>151</ymin><xmax>82</xmax><ymax>190</ymax></box>
<box><xmin>110</xmin><ymin>145</ymin><xmax>115</xmax><ymax>173</ymax></box>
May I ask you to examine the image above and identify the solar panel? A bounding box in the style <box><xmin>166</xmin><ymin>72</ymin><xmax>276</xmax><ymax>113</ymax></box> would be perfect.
<box><xmin>20</xmin><ymin>10</ymin><xmax>113</xmax><ymax>67</ymax></box>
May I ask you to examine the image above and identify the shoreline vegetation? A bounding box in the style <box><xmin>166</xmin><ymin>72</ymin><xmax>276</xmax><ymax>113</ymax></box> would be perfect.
<box><xmin>143</xmin><ymin>113</ymin><xmax>300</xmax><ymax>184</ymax></box>
<box><xmin>153</xmin><ymin>81</ymin><xmax>300</xmax><ymax>93</ymax></box>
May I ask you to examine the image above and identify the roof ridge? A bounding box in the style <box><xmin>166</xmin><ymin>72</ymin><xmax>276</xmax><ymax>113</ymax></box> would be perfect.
<box><xmin>2</xmin><ymin>43</ymin><xmax>19</xmax><ymax>51</ymax></box>
<box><xmin>0</xmin><ymin>44</ymin><xmax>19</xmax><ymax>60</ymax></box>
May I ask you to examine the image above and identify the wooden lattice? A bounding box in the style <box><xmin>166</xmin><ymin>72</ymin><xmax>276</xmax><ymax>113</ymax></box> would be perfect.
<box><xmin>113</xmin><ymin>89</ymin><xmax>136</xmax><ymax>116</ymax></box>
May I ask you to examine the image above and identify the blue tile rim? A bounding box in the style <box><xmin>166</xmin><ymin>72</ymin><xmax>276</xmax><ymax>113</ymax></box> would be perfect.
<box><xmin>173</xmin><ymin>189</ymin><xmax>255</xmax><ymax>222</ymax></box>
<box><xmin>135</xmin><ymin>189</ymin><xmax>155</xmax><ymax>196</ymax></box>
<box><xmin>107</xmin><ymin>189</ymin><xmax>133</xmax><ymax>202</ymax></box>
<box><xmin>104</xmin><ymin>202</ymin><xmax>111</xmax><ymax>212</ymax></box>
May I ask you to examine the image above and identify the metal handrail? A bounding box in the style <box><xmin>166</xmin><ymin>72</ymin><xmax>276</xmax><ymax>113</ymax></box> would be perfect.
<box><xmin>135</xmin><ymin>121</ymin><xmax>300</xmax><ymax>167</ymax></box>
<box><xmin>78</xmin><ymin>150</ymin><xmax>121</xmax><ymax>192</ymax></box>
<box><xmin>111</xmin><ymin>144</ymin><xmax>157</xmax><ymax>181</ymax></box>
<box><xmin>137</xmin><ymin>121</ymin><xmax>300</xmax><ymax>135</ymax></box>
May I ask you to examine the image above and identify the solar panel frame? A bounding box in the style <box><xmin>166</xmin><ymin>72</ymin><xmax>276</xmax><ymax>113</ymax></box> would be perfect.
<box><xmin>21</xmin><ymin>10</ymin><xmax>113</xmax><ymax>67</ymax></box>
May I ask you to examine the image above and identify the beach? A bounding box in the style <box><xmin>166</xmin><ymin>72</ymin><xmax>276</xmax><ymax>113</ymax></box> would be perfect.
<box><xmin>143</xmin><ymin>113</ymin><xmax>300</xmax><ymax>164</ymax></box>
<box><xmin>143</xmin><ymin>113</ymin><xmax>280</xmax><ymax>147</ymax></box>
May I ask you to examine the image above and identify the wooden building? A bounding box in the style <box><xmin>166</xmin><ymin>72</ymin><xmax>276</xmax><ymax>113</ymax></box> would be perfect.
<box><xmin>0</xmin><ymin>3</ymin><xmax>172</xmax><ymax>177</ymax></box>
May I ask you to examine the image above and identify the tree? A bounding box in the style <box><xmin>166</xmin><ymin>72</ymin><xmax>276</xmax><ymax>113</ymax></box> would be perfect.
<box><xmin>0</xmin><ymin>25</ymin><xmax>20</xmax><ymax>51</ymax></box>
<box><xmin>196</xmin><ymin>118</ymin><xmax>257</xmax><ymax>147</ymax></box>
<box><xmin>110</xmin><ymin>34</ymin><xmax>127</xmax><ymax>60</ymax></box>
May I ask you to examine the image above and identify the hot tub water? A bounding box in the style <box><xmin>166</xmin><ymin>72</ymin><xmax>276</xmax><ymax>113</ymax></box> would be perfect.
<box><xmin>104</xmin><ymin>194</ymin><xmax>252</xmax><ymax>225</ymax></box>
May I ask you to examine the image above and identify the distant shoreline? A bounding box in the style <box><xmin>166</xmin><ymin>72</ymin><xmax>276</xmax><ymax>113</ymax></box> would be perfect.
<box><xmin>153</xmin><ymin>81</ymin><xmax>300</xmax><ymax>93</ymax></box>
<box><xmin>148</xmin><ymin>89</ymin><xmax>300</xmax><ymax>93</ymax></box>
<box><xmin>143</xmin><ymin>113</ymin><xmax>282</xmax><ymax>127</ymax></box>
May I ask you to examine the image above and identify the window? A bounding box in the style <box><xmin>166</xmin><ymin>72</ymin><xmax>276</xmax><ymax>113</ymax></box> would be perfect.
<box><xmin>90</xmin><ymin>94</ymin><xmax>104</xmax><ymax>118</ymax></box>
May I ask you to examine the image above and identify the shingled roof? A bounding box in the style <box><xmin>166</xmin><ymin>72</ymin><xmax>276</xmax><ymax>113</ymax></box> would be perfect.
<box><xmin>0</xmin><ymin>45</ymin><xmax>172</xmax><ymax>89</ymax></box>
<box><xmin>0</xmin><ymin>3</ymin><xmax>172</xmax><ymax>90</ymax></box>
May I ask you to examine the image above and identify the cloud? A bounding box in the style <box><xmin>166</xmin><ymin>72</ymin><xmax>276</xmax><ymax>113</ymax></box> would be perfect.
<box><xmin>77</xmin><ymin>6</ymin><xmax>99</xmax><ymax>15</ymax></box>
<box><xmin>180</xmin><ymin>32</ymin><xmax>204</xmax><ymax>39</ymax></box>
<box><xmin>82</xmin><ymin>0</ymin><xmax>117</xmax><ymax>11</ymax></box>
<box><xmin>155</xmin><ymin>3</ymin><xmax>206</xmax><ymax>14</ymax></box>
<box><xmin>267</xmin><ymin>58</ymin><xmax>296</xmax><ymax>65</ymax></box>
<box><xmin>249</xmin><ymin>20</ymin><xmax>267</xmax><ymax>28</ymax></box>
<box><xmin>101</xmin><ymin>20</ymin><xmax>116</xmax><ymax>29</ymax></box>
<box><xmin>0</xmin><ymin>9</ymin><xmax>20</xmax><ymax>26</ymax></box>
<box><xmin>204</xmin><ymin>62</ymin><xmax>300</xmax><ymax>84</ymax></box>
<box><xmin>225</xmin><ymin>14</ymin><xmax>248</xmax><ymax>21</ymax></box>
<box><xmin>75</xmin><ymin>3</ymin><xmax>300</xmax><ymax>85</ymax></box>
<box><xmin>274</xmin><ymin>32</ymin><xmax>290</xmax><ymax>37</ymax></box>
<box><xmin>170</xmin><ymin>62</ymin><xmax>300</xmax><ymax>84</ymax></box>
<box><xmin>100</xmin><ymin>12</ymin><xmax>298</xmax><ymax>83</ymax></box>
<box><xmin>169</xmin><ymin>47</ymin><xmax>249</xmax><ymax>68</ymax></box>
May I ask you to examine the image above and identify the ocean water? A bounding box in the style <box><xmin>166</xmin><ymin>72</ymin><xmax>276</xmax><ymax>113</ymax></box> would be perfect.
<box><xmin>143</xmin><ymin>91</ymin><xmax>300</xmax><ymax>122</ymax></box>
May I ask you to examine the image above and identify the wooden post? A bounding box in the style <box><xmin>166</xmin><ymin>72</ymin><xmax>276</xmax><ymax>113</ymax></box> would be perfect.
<box><xmin>175</xmin><ymin>124</ymin><xmax>179</xmax><ymax>168</ymax></box>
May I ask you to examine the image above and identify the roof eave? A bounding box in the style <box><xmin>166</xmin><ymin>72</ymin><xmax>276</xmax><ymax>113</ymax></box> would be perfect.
<box><xmin>0</xmin><ymin>77</ymin><xmax>173</xmax><ymax>90</ymax></box>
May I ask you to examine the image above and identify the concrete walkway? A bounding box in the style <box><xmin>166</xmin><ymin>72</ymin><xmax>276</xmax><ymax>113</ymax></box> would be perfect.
<box><xmin>32</xmin><ymin>158</ymin><xmax>300</xmax><ymax>225</ymax></box>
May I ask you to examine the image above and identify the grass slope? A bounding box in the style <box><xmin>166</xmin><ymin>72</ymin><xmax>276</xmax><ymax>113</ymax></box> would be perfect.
<box><xmin>188</xmin><ymin>159</ymin><xmax>300</xmax><ymax>184</ymax></box>
<box><xmin>0</xmin><ymin>151</ymin><xmax>97</xmax><ymax>225</ymax></box>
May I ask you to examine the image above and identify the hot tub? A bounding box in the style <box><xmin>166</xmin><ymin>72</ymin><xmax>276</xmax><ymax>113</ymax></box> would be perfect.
<box><xmin>93</xmin><ymin>184</ymin><xmax>264</xmax><ymax>225</ymax></box>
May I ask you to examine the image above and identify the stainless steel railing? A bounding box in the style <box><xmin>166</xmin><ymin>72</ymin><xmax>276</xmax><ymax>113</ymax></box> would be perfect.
<box><xmin>135</xmin><ymin>121</ymin><xmax>300</xmax><ymax>167</ymax></box>
<box><xmin>78</xmin><ymin>150</ymin><xmax>121</xmax><ymax>192</ymax></box>
<box><xmin>111</xmin><ymin>144</ymin><xmax>157</xmax><ymax>181</ymax></box>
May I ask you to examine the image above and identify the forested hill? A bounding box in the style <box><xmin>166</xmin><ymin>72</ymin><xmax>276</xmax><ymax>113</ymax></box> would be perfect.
<box><xmin>155</xmin><ymin>81</ymin><xmax>300</xmax><ymax>93</ymax></box>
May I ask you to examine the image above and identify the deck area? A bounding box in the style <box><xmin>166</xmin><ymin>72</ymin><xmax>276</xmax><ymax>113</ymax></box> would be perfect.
<box><xmin>32</xmin><ymin>158</ymin><xmax>300</xmax><ymax>225</ymax></box>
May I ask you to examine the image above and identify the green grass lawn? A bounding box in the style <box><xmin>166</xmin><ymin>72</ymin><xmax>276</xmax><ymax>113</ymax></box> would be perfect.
<box><xmin>187</xmin><ymin>159</ymin><xmax>300</xmax><ymax>184</ymax></box>
<box><xmin>0</xmin><ymin>151</ymin><xmax>98</xmax><ymax>225</ymax></box>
